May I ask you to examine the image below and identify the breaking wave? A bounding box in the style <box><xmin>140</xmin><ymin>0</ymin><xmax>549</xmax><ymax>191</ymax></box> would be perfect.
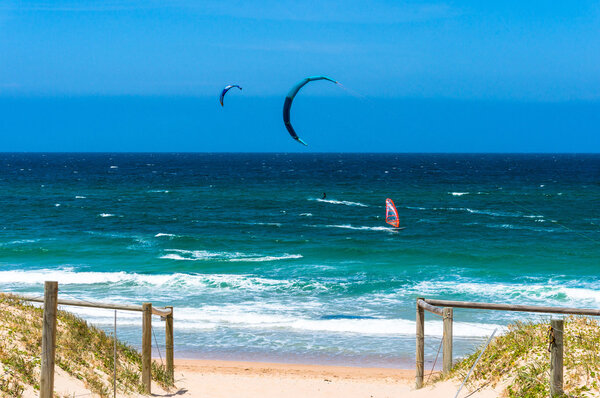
<box><xmin>311</xmin><ymin>198</ymin><xmax>368</xmax><ymax>207</ymax></box>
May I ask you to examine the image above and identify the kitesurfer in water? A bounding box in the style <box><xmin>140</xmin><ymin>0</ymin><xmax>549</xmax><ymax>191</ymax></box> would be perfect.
<box><xmin>322</xmin><ymin>192</ymin><xmax>326</xmax><ymax>199</ymax></box>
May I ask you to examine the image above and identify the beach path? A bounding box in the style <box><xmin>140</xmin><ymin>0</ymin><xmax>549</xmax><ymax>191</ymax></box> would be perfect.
<box><xmin>148</xmin><ymin>359</ymin><xmax>503</xmax><ymax>398</ymax></box>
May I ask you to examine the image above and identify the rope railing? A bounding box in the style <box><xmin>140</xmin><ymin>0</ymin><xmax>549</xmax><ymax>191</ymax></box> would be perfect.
<box><xmin>415</xmin><ymin>297</ymin><xmax>599</xmax><ymax>397</ymax></box>
<box><xmin>14</xmin><ymin>293</ymin><xmax>173</xmax><ymax>316</ymax></box>
<box><xmin>1</xmin><ymin>283</ymin><xmax>174</xmax><ymax>397</ymax></box>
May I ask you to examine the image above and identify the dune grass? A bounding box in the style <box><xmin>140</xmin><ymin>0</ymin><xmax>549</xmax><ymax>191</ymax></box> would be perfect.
<box><xmin>0</xmin><ymin>293</ymin><xmax>171</xmax><ymax>397</ymax></box>
<box><xmin>445</xmin><ymin>316</ymin><xmax>600</xmax><ymax>397</ymax></box>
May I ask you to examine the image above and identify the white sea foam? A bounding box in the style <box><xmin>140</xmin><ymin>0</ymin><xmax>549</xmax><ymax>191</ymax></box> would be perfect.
<box><xmin>288</xmin><ymin>318</ymin><xmax>501</xmax><ymax>337</ymax></box>
<box><xmin>98</xmin><ymin>213</ymin><xmax>115</xmax><ymax>217</ymax></box>
<box><xmin>160</xmin><ymin>249</ymin><xmax>229</xmax><ymax>261</ymax></box>
<box><xmin>160</xmin><ymin>249</ymin><xmax>302</xmax><ymax>262</ymax></box>
<box><xmin>154</xmin><ymin>233</ymin><xmax>176</xmax><ymax>238</ymax></box>
<box><xmin>299</xmin><ymin>213</ymin><xmax>313</xmax><ymax>217</ymax></box>
<box><xmin>75</xmin><ymin>195</ymin><xmax>86</xmax><ymax>199</ymax></box>
<box><xmin>148</xmin><ymin>189</ymin><xmax>170</xmax><ymax>193</ymax></box>
<box><xmin>312</xmin><ymin>198</ymin><xmax>368</xmax><ymax>207</ymax></box>
<box><xmin>193</xmin><ymin>305</ymin><xmax>501</xmax><ymax>337</ymax></box>
<box><xmin>450</xmin><ymin>192</ymin><xmax>469</xmax><ymax>196</ymax></box>
<box><xmin>484</xmin><ymin>223</ymin><xmax>559</xmax><ymax>233</ymax></box>
<box><xmin>248</xmin><ymin>222</ymin><xmax>282</xmax><ymax>227</ymax></box>
<box><xmin>0</xmin><ymin>270</ymin><xmax>323</xmax><ymax>294</ymax></box>
<box><xmin>64</xmin><ymin>304</ymin><xmax>501</xmax><ymax>337</ymax></box>
<box><xmin>407</xmin><ymin>205</ymin><xmax>541</xmax><ymax>219</ymax></box>
<box><xmin>323</xmin><ymin>224</ymin><xmax>398</xmax><ymax>232</ymax></box>
<box><xmin>110</xmin><ymin>165</ymin><xmax>118</xmax><ymax>169</ymax></box>
<box><xmin>229</xmin><ymin>254</ymin><xmax>302</xmax><ymax>262</ymax></box>
<box><xmin>0</xmin><ymin>239</ymin><xmax>41</xmax><ymax>246</ymax></box>
<box><xmin>411</xmin><ymin>281</ymin><xmax>600</xmax><ymax>307</ymax></box>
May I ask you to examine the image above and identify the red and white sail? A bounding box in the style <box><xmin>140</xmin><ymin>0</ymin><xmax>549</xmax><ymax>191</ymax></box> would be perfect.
<box><xmin>385</xmin><ymin>198</ymin><xmax>400</xmax><ymax>228</ymax></box>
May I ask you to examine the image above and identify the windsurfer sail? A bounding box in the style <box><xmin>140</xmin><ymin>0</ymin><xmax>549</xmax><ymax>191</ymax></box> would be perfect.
<box><xmin>385</xmin><ymin>198</ymin><xmax>400</xmax><ymax>228</ymax></box>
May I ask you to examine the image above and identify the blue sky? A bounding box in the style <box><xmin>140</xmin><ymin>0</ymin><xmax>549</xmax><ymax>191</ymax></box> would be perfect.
<box><xmin>0</xmin><ymin>1</ymin><xmax>599</xmax><ymax>152</ymax></box>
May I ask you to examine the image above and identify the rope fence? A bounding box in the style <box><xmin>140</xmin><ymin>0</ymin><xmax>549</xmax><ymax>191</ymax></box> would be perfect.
<box><xmin>416</xmin><ymin>297</ymin><xmax>600</xmax><ymax>397</ymax></box>
<box><xmin>2</xmin><ymin>281</ymin><xmax>175</xmax><ymax>397</ymax></box>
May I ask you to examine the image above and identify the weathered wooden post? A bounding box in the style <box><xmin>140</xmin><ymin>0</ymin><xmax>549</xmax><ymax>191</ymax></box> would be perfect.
<box><xmin>142</xmin><ymin>303</ymin><xmax>152</xmax><ymax>394</ymax></box>
<box><xmin>40</xmin><ymin>281</ymin><xmax>58</xmax><ymax>398</ymax></box>
<box><xmin>416</xmin><ymin>298</ymin><xmax>425</xmax><ymax>389</ymax></box>
<box><xmin>442</xmin><ymin>307</ymin><xmax>453</xmax><ymax>374</ymax></box>
<box><xmin>550</xmin><ymin>319</ymin><xmax>564</xmax><ymax>397</ymax></box>
<box><xmin>165</xmin><ymin>306</ymin><xmax>174</xmax><ymax>385</ymax></box>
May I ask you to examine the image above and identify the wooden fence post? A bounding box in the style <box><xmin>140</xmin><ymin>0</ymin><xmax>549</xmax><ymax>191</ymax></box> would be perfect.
<box><xmin>40</xmin><ymin>281</ymin><xmax>58</xmax><ymax>398</ymax></box>
<box><xmin>442</xmin><ymin>307</ymin><xmax>453</xmax><ymax>374</ymax></box>
<box><xmin>142</xmin><ymin>303</ymin><xmax>152</xmax><ymax>394</ymax></box>
<box><xmin>165</xmin><ymin>306</ymin><xmax>174</xmax><ymax>385</ymax></box>
<box><xmin>416</xmin><ymin>298</ymin><xmax>425</xmax><ymax>389</ymax></box>
<box><xmin>550</xmin><ymin>319</ymin><xmax>564</xmax><ymax>397</ymax></box>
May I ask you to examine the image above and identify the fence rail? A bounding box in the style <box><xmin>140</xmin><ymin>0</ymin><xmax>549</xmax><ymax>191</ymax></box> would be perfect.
<box><xmin>2</xmin><ymin>283</ymin><xmax>174</xmax><ymax>397</ymax></box>
<box><xmin>423</xmin><ymin>298</ymin><xmax>600</xmax><ymax>316</ymax></box>
<box><xmin>15</xmin><ymin>293</ymin><xmax>173</xmax><ymax>316</ymax></box>
<box><xmin>415</xmin><ymin>297</ymin><xmax>597</xmax><ymax>397</ymax></box>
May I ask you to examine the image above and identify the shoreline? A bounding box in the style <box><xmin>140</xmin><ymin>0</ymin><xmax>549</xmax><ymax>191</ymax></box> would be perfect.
<box><xmin>167</xmin><ymin>352</ymin><xmax>421</xmax><ymax>370</ymax></box>
<box><xmin>172</xmin><ymin>358</ymin><xmax>418</xmax><ymax>381</ymax></box>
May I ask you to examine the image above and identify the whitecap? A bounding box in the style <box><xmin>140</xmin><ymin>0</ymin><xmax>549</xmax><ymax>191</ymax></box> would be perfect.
<box><xmin>160</xmin><ymin>249</ymin><xmax>302</xmax><ymax>262</ymax></box>
<box><xmin>228</xmin><ymin>254</ymin><xmax>303</xmax><ymax>262</ymax></box>
<box><xmin>449</xmin><ymin>192</ymin><xmax>469</xmax><ymax>196</ymax></box>
<box><xmin>411</xmin><ymin>280</ymin><xmax>600</xmax><ymax>307</ymax></box>
<box><xmin>98</xmin><ymin>213</ymin><xmax>115</xmax><ymax>217</ymax></box>
<box><xmin>322</xmin><ymin>224</ymin><xmax>398</xmax><ymax>232</ymax></box>
<box><xmin>311</xmin><ymin>198</ymin><xmax>368</xmax><ymax>207</ymax></box>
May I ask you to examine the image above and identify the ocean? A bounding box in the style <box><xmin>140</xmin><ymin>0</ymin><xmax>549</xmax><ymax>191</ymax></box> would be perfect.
<box><xmin>0</xmin><ymin>153</ymin><xmax>598</xmax><ymax>368</ymax></box>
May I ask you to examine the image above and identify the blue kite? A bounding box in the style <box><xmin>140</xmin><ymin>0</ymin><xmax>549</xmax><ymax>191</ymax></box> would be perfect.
<box><xmin>220</xmin><ymin>85</ymin><xmax>242</xmax><ymax>107</ymax></box>
<box><xmin>283</xmin><ymin>76</ymin><xmax>338</xmax><ymax>146</ymax></box>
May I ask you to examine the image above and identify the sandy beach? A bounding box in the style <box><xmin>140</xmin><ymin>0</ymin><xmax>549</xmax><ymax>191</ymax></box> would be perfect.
<box><xmin>146</xmin><ymin>359</ymin><xmax>502</xmax><ymax>398</ymax></box>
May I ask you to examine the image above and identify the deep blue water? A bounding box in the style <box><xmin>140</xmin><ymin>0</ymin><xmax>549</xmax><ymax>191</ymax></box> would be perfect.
<box><xmin>0</xmin><ymin>153</ymin><xmax>598</xmax><ymax>367</ymax></box>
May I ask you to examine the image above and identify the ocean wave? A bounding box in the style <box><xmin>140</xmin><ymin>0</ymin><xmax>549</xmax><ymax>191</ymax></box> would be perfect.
<box><xmin>0</xmin><ymin>270</ymin><xmax>329</xmax><ymax>294</ymax></box>
<box><xmin>195</xmin><ymin>305</ymin><xmax>500</xmax><ymax>336</ymax></box>
<box><xmin>322</xmin><ymin>224</ymin><xmax>398</xmax><ymax>232</ymax></box>
<box><xmin>148</xmin><ymin>189</ymin><xmax>170</xmax><ymax>193</ymax></box>
<box><xmin>159</xmin><ymin>249</ymin><xmax>232</xmax><ymax>261</ymax></box>
<box><xmin>98</xmin><ymin>213</ymin><xmax>115</xmax><ymax>217</ymax></box>
<box><xmin>229</xmin><ymin>254</ymin><xmax>303</xmax><ymax>262</ymax></box>
<box><xmin>311</xmin><ymin>198</ymin><xmax>368</xmax><ymax>207</ymax></box>
<box><xmin>64</xmin><ymin>304</ymin><xmax>505</xmax><ymax>338</ymax></box>
<box><xmin>299</xmin><ymin>213</ymin><xmax>313</xmax><ymax>217</ymax></box>
<box><xmin>0</xmin><ymin>239</ymin><xmax>43</xmax><ymax>246</ymax></box>
<box><xmin>411</xmin><ymin>280</ymin><xmax>600</xmax><ymax>307</ymax></box>
<box><xmin>247</xmin><ymin>222</ymin><xmax>282</xmax><ymax>227</ymax></box>
<box><xmin>75</xmin><ymin>195</ymin><xmax>86</xmax><ymax>199</ymax></box>
<box><xmin>160</xmin><ymin>249</ymin><xmax>302</xmax><ymax>262</ymax></box>
<box><xmin>154</xmin><ymin>233</ymin><xmax>177</xmax><ymax>238</ymax></box>
<box><xmin>407</xmin><ymin>206</ymin><xmax>541</xmax><ymax>219</ymax></box>
<box><xmin>485</xmin><ymin>223</ymin><xmax>560</xmax><ymax>233</ymax></box>
<box><xmin>61</xmin><ymin>303</ymin><xmax>500</xmax><ymax>337</ymax></box>
<box><xmin>449</xmin><ymin>192</ymin><xmax>469</xmax><ymax>196</ymax></box>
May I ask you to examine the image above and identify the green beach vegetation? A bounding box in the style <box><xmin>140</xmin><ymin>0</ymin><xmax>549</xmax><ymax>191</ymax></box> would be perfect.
<box><xmin>0</xmin><ymin>294</ymin><xmax>171</xmax><ymax>397</ymax></box>
<box><xmin>444</xmin><ymin>316</ymin><xmax>600</xmax><ymax>397</ymax></box>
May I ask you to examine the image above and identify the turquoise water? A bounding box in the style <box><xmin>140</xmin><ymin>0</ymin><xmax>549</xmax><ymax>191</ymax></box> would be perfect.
<box><xmin>0</xmin><ymin>153</ymin><xmax>598</xmax><ymax>367</ymax></box>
